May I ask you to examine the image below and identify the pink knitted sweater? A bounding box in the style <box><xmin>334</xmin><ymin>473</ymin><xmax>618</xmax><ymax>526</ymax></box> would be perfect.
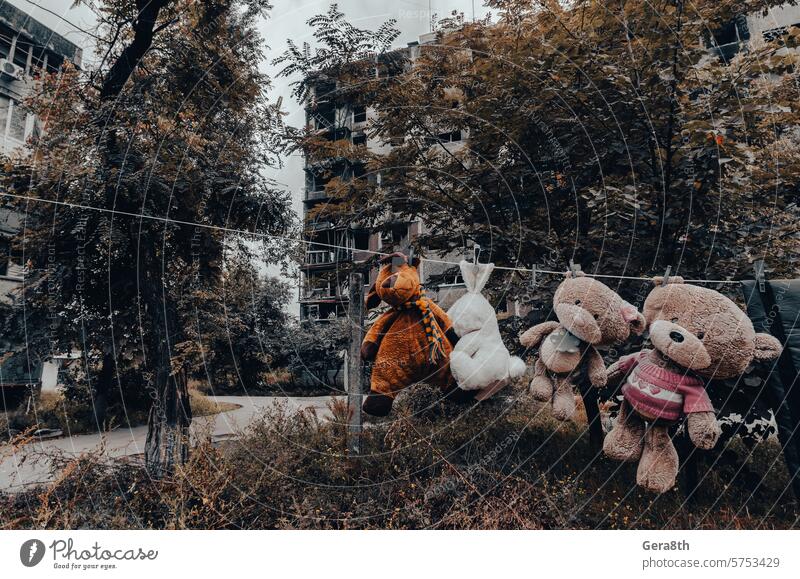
<box><xmin>617</xmin><ymin>349</ymin><xmax>714</xmax><ymax>422</ymax></box>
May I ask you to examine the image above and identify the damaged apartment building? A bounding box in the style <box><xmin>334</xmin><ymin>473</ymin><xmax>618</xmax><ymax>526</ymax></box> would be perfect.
<box><xmin>0</xmin><ymin>2</ymin><xmax>83</xmax><ymax>390</ymax></box>
<box><xmin>299</xmin><ymin>32</ymin><xmax>466</xmax><ymax>322</ymax></box>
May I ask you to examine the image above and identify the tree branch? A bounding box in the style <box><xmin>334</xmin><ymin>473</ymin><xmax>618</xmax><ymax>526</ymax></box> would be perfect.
<box><xmin>100</xmin><ymin>0</ymin><xmax>174</xmax><ymax>101</ymax></box>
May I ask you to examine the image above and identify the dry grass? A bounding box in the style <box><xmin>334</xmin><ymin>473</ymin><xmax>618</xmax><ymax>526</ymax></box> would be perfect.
<box><xmin>188</xmin><ymin>391</ymin><xmax>240</xmax><ymax>417</ymax></box>
<box><xmin>1</xmin><ymin>389</ymin><xmax>237</xmax><ymax>442</ymax></box>
<box><xmin>1</xmin><ymin>382</ymin><xmax>798</xmax><ymax>530</ymax></box>
<box><xmin>261</xmin><ymin>369</ymin><xmax>294</xmax><ymax>387</ymax></box>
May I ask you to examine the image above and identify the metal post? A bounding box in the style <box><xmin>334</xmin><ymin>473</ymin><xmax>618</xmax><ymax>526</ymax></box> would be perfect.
<box><xmin>347</xmin><ymin>271</ymin><xmax>365</xmax><ymax>454</ymax></box>
<box><xmin>743</xmin><ymin>267</ymin><xmax>800</xmax><ymax>500</ymax></box>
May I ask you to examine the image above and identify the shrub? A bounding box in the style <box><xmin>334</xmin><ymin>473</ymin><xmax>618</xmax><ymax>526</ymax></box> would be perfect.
<box><xmin>1</xmin><ymin>382</ymin><xmax>796</xmax><ymax>529</ymax></box>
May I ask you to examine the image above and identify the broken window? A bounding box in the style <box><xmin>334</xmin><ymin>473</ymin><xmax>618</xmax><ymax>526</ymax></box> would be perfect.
<box><xmin>353</xmin><ymin>106</ymin><xmax>367</xmax><ymax>123</ymax></box>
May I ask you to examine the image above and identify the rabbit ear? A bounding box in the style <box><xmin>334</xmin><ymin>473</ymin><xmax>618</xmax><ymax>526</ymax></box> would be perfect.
<box><xmin>473</xmin><ymin>263</ymin><xmax>494</xmax><ymax>293</ymax></box>
<box><xmin>459</xmin><ymin>260</ymin><xmax>494</xmax><ymax>293</ymax></box>
<box><xmin>459</xmin><ymin>260</ymin><xmax>477</xmax><ymax>292</ymax></box>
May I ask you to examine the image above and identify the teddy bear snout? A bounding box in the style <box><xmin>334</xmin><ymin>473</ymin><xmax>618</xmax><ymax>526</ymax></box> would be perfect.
<box><xmin>649</xmin><ymin>320</ymin><xmax>711</xmax><ymax>370</ymax></box>
<box><xmin>554</xmin><ymin>303</ymin><xmax>602</xmax><ymax>344</ymax></box>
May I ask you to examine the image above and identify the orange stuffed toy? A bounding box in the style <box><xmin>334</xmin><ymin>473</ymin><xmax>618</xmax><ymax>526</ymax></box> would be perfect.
<box><xmin>360</xmin><ymin>252</ymin><xmax>462</xmax><ymax>416</ymax></box>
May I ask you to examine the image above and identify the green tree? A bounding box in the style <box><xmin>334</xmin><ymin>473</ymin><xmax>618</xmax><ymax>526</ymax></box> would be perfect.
<box><xmin>285</xmin><ymin>0</ymin><xmax>800</xmax><ymax>302</ymax></box>
<box><xmin>1</xmin><ymin>0</ymin><xmax>295</xmax><ymax>474</ymax></box>
<box><xmin>198</xmin><ymin>256</ymin><xmax>292</xmax><ymax>391</ymax></box>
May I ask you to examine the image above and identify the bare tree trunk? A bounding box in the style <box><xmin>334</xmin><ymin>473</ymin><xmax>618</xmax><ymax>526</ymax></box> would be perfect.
<box><xmin>93</xmin><ymin>352</ymin><xmax>115</xmax><ymax>431</ymax></box>
<box><xmin>144</xmin><ymin>292</ymin><xmax>192</xmax><ymax>477</ymax></box>
<box><xmin>145</xmin><ymin>368</ymin><xmax>191</xmax><ymax>476</ymax></box>
<box><xmin>661</xmin><ymin>0</ymin><xmax>685</xmax><ymax>267</ymax></box>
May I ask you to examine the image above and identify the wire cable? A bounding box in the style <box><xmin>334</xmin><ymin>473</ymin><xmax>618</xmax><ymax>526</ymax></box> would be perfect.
<box><xmin>0</xmin><ymin>190</ymin><xmax>747</xmax><ymax>285</ymax></box>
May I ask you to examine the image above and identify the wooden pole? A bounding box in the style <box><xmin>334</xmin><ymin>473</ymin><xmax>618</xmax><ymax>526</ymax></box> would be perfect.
<box><xmin>347</xmin><ymin>271</ymin><xmax>365</xmax><ymax>454</ymax></box>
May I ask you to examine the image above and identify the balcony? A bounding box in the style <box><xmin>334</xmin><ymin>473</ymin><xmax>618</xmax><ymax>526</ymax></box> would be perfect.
<box><xmin>301</xmin><ymin>248</ymin><xmax>352</xmax><ymax>269</ymax></box>
<box><xmin>304</xmin><ymin>188</ymin><xmax>330</xmax><ymax>202</ymax></box>
<box><xmin>306</xmin><ymin>220</ymin><xmax>336</xmax><ymax>231</ymax></box>
<box><xmin>309</xmin><ymin>124</ymin><xmax>351</xmax><ymax>142</ymax></box>
<box><xmin>299</xmin><ymin>285</ymin><xmax>348</xmax><ymax>302</ymax></box>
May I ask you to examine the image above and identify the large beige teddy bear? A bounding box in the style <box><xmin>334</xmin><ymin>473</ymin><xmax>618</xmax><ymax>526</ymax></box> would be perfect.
<box><xmin>603</xmin><ymin>277</ymin><xmax>783</xmax><ymax>493</ymax></box>
<box><xmin>519</xmin><ymin>274</ymin><xmax>645</xmax><ymax>420</ymax></box>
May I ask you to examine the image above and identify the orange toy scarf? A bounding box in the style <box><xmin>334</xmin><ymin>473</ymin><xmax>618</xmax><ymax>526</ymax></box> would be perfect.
<box><xmin>394</xmin><ymin>290</ymin><xmax>447</xmax><ymax>363</ymax></box>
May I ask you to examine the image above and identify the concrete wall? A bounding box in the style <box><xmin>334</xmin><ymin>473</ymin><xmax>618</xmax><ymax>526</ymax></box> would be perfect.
<box><xmin>747</xmin><ymin>4</ymin><xmax>800</xmax><ymax>47</ymax></box>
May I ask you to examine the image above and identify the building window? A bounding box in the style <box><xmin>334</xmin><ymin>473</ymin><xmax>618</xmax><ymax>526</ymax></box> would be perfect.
<box><xmin>352</xmin><ymin>133</ymin><xmax>367</xmax><ymax>146</ymax></box>
<box><xmin>0</xmin><ymin>97</ymin><xmax>9</xmax><ymax>134</ymax></box>
<box><xmin>353</xmin><ymin>106</ymin><xmax>367</xmax><ymax>123</ymax></box>
<box><xmin>8</xmin><ymin>101</ymin><xmax>26</xmax><ymax>140</ymax></box>
<box><xmin>307</xmin><ymin>172</ymin><xmax>329</xmax><ymax>193</ymax></box>
<box><xmin>0</xmin><ymin>96</ymin><xmax>29</xmax><ymax>144</ymax></box>
<box><xmin>0</xmin><ymin>239</ymin><xmax>8</xmax><ymax>276</ymax></box>
<box><xmin>428</xmin><ymin>130</ymin><xmax>462</xmax><ymax>145</ymax></box>
<box><xmin>11</xmin><ymin>41</ymin><xmax>29</xmax><ymax>70</ymax></box>
<box><xmin>709</xmin><ymin>16</ymin><xmax>750</xmax><ymax>62</ymax></box>
<box><xmin>352</xmin><ymin>230</ymin><xmax>370</xmax><ymax>250</ymax></box>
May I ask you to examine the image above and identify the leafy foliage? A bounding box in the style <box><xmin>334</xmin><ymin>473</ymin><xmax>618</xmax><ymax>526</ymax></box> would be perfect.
<box><xmin>196</xmin><ymin>256</ymin><xmax>292</xmax><ymax>391</ymax></box>
<box><xmin>273</xmin><ymin>2</ymin><xmax>401</xmax><ymax>102</ymax></box>
<box><xmin>278</xmin><ymin>319</ymin><xmax>348</xmax><ymax>393</ymax></box>
<box><xmin>287</xmin><ymin>0</ymin><xmax>800</xmax><ymax>299</ymax></box>
<box><xmin>0</xmin><ymin>0</ymin><xmax>296</xmax><ymax>434</ymax></box>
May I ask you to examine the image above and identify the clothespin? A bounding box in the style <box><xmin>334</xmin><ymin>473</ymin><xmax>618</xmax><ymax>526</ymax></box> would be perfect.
<box><xmin>662</xmin><ymin>265</ymin><xmax>672</xmax><ymax>285</ymax></box>
<box><xmin>530</xmin><ymin>264</ymin><xmax>538</xmax><ymax>288</ymax></box>
<box><xmin>569</xmin><ymin>260</ymin><xmax>581</xmax><ymax>278</ymax></box>
<box><xmin>754</xmin><ymin>259</ymin><xmax>766</xmax><ymax>293</ymax></box>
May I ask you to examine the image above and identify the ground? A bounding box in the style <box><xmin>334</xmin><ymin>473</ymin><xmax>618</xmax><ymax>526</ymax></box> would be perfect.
<box><xmin>0</xmin><ymin>395</ymin><xmax>340</xmax><ymax>492</ymax></box>
<box><xmin>0</xmin><ymin>384</ymin><xmax>797</xmax><ymax>529</ymax></box>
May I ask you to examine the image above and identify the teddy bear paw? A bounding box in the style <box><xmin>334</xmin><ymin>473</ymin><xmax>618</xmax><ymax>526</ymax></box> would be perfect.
<box><xmin>362</xmin><ymin>393</ymin><xmax>393</xmax><ymax>417</ymax></box>
<box><xmin>687</xmin><ymin>412</ymin><xmax>721</xmax><ymax>450</ymax></box>
<box><xmin>529</xmin><ymin>375</ymin><xmax>554</xmax><ymax>402</ymax></box>
<box><xmin>603</xmin><ymin>422</ymin><xmax>645</xmax><ymax>462</ymax></box>
<box><xmin>551</xmin><ymin>390</ymin><xmax>577</xmax><ymax>421</ymax></box>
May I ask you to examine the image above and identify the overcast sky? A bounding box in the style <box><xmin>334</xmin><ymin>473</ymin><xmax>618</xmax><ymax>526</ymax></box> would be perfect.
<box><xmin>6</xmin><ymin>0</ymin><xmax>492</xmax><ymax>310</ymax></box>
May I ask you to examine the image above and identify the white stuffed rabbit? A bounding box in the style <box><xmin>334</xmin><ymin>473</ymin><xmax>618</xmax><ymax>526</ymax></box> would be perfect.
<box><xmin>447</xmin><ymin>260</ymin><xmax>527</xmax><ymax>400</ymax></box>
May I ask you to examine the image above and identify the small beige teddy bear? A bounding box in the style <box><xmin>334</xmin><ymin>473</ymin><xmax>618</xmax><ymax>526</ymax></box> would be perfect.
<box><xmin>519</xmin><ymin>274</ymin><xmax>645</xmax><ymax>420</ymax></box>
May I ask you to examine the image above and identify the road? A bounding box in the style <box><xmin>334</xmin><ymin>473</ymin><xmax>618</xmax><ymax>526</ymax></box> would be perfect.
<box><xmin>0</xmin><ymin>396</ymin><xmax>342</xmax><ymax>493</ymax></box>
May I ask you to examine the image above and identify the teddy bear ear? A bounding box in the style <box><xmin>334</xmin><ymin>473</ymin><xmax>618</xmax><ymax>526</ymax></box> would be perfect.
<box><xmin>380</xmin><ymin>251</ymin><xmax>405</xmax><ymax>265</ymax></box>
<box><xmin>753</xmin><ymin>333</ymin><xmax>782</xmax><ymax>361</ymax></box>
<box><xmin>652</xmin><ymin>275</ymin><xmax>685</xmax><ymax>286</ymax></box>
<box><xmin>619</xmin><ymin>301</ymin><xmax>646</xmax><ymax>335</ymax></box>
<box><xmin>364</xmin><ymin>283</ymin><xmax>381</xmax><ymax>310</ymax></box>
<box><xmin>562</xmin><ymin>270</ymin><xmax>585</xmax><ymax>278</ymax></box>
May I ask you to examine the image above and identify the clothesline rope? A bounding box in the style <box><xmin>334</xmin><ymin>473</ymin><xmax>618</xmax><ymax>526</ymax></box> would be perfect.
<box><xmin>0</xmin><ymin>191</ymin><xmax>743</xmax><ymax>285</ymax></box>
